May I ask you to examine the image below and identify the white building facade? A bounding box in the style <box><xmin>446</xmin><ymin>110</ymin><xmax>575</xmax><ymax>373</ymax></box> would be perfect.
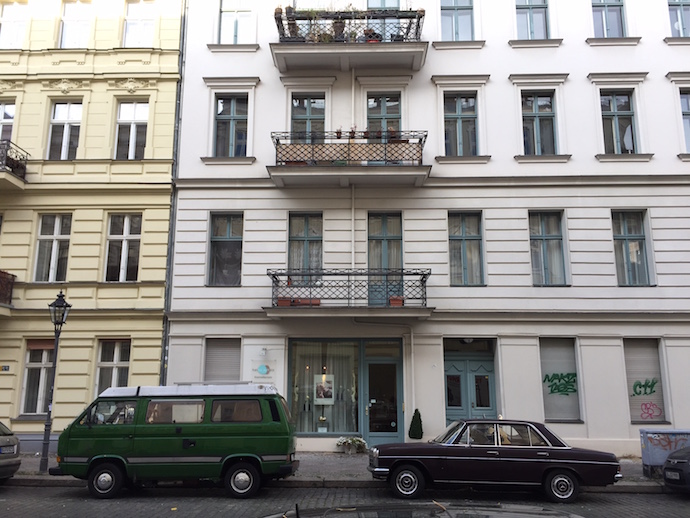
<box><xmin>168</xmin><ymin>0</ymin><xmax>690</xmax><ymax>455</ymax></box>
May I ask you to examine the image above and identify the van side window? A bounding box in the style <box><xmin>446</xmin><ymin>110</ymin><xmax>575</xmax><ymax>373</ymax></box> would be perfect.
<box><xmin>268</xmin><ymin>400</ymin><xmax>281</xmax><ymax>422</ymax></box>
<box><xmin>145</xmin><ymin>399</ymin><xmax>205</xmax><ymax>424</ymax></box>
<box><xmin>211</xmin><ymin>399</ymin><xmax>263</xmax><ymax>422</ymax></box>
<box><xmin>82</xmin><ymin>400</ymin><xmax>136</xmax><ymax>426</ymax></box>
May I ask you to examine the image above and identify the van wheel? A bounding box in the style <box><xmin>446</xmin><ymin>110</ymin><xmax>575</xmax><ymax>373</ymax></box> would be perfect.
<box><xmin>224</xmin><ymin>462</ymin><xmax>260</xmax><ymax>498</ymax></box>
<box><xmin>543</xmin><ymin>469</ymin><xmax>579</xmax><ymax>503</ymax></box>
<box><xmin>88</xmin><ymin>462</ymin><xmax>124</xmax><ymax>499</ymax></box>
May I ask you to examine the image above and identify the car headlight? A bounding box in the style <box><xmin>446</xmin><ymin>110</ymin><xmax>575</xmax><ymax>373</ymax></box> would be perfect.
<box><xmin>370</xmin><ymin>447</ymin><xmax>379</xmax><ymax>459</ymax></box>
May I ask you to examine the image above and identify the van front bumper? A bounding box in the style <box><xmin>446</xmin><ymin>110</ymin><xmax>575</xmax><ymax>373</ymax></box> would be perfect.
<box><xmin>48</xmin><ymin>466</ymin><xmax>65</xmax><ymax>476</ymax></box>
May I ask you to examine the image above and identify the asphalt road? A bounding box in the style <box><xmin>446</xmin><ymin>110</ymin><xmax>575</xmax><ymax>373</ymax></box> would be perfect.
<box><xmin>1</xmin><ymin>485</ymin><xmax>689</xmax><ymax>518</ymax></box>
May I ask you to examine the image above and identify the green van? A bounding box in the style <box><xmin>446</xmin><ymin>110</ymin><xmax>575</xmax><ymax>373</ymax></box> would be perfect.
<box><xmin>49</xmin><ymin>383</ymin><xmax>298</xmax><ymax>499</ymax></box>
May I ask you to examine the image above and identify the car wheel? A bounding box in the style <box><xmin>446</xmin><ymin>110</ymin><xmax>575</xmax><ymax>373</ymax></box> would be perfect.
<box><xmin>88</xmin><ymin>462</ymin><xmax>124</xmax><ymax>499</ymax></box>
<box><xmin>544</xmin><ymin>469</ymin><xmax>579</xmax><ymax>503</ymax></box>
<box><xmin>224</xmin><ymin>462</ymin><xmax>260</xmax><ymax>498</ymax></box>
<box><xmin>390</xmin><ymin>464</ymin><xmax>425</xmax><ymax>499</ymax></box>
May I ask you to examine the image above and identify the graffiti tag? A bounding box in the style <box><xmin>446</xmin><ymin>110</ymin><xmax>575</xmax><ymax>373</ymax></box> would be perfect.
<box><xmin>631</xmin><ymin>378</ymin><xmax>658</xmax><ymax>397</ymax></box>
<box><xmin>647</xmin><ymin>433</ymin><xmax>688</xmax><ymax>451</ymax></box>
<box><xmin>640</xmin><ymin>401</ymin><xmax>663</xmax><ymax>420</ymax></box>
<box><xmin>543</xmin><ymin>373</ymin><xmax>577</xmax><ymax>396</ymax></box>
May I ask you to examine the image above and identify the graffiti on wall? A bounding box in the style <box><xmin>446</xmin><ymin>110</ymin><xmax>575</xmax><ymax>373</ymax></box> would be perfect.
<box><xmin>631</xmin><ymin>378</ymin><xmax>658</xmax><ymax>397</ymax></box>
<box><xmin>639</xmin><ymin>401</ymin><xmax>663</xmax><ymax>420</ymax></box>
<box><xmin>647</xmin><ymin>433</ymin><xmax>688</xmax><ymax>451</ymax></box>
<box><xmin>542</xmin><ymin>373</ymin><xmax>577</xmax><ymax>396</ymax></box>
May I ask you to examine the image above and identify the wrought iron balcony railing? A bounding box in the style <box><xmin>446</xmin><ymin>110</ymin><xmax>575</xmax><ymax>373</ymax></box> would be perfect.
<box><xmin>0</xmin><ymin>140</ymin><xmax>29</xmax><ymax>180</ymax></box>
<box><xmin>271</xmin><ymin>131</ymin><xmax>427</xmax><ymax>166</ymax></box>
<box><xmin>267</xmin><ymin>268</ymin><xmax>431</xmax><ymax>308</ymax></box>
<box><xmin>0</xmin><ymin>270</ymin><xmax>16</xmax><ymax>306</ymax></box>
<box><xmin>274</xmin><ymin>8</ymin><xmax>425</xmax><ymax>43</ymax></box>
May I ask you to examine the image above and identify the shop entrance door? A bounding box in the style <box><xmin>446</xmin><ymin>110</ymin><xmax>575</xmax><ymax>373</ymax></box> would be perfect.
<box><xmin>364</xmin><ymin>361</ymin><xmax>403</xmax><ymax>446</ymax></box>
<box><xmin>444</xmin><ymin>355</ymin><xmax>496</xmax><ymax>424</ymax></box>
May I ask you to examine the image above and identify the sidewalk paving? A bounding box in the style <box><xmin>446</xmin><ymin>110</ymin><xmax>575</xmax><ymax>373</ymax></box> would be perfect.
<box><xmin>8</xmin><ymin>452</ymin><xmax>666</xmax><ymax>493</ymax></box>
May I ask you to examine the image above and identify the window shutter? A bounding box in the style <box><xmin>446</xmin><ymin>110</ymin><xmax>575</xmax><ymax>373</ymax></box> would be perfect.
<box><xmin>624</xmin><ymin>339</ymin><xmax>665</xmax><ymax>422</ymax></box>
<box><xmin>540</xmin><ymin>338</ymin><xmax>580</xmax><ymax>421</ymax></box>
<box><xmin>204</xmin><ymin>338</ymin><xmax>241</xmax><ymax>382</ymax></box>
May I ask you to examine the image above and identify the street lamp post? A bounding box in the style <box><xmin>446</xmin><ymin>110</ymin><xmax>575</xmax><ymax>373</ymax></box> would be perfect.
<box><xmin>39</xmin><ymin>290</ymin><xmax>71</xmax><ymax>473</ymax></box>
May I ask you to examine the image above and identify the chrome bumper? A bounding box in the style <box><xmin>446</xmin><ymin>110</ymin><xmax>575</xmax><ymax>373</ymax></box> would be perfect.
<box><xmin>367</xmin><ymin>465</ymin><xmax>390</xmax><ymax>479</ymax></box>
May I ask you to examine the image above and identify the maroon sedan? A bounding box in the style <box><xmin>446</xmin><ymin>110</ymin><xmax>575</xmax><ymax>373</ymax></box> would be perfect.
<box><xmin>368</xmin><ymin>419</ymin><xmax>622</xmax><ymax>503</ymax></box>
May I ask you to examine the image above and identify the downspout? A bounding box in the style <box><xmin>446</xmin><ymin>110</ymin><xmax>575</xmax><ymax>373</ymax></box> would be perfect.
<box><xmin>160</xmin><ymin>0</ymin><xmax>189</xmax><ymax>386</ymax></box>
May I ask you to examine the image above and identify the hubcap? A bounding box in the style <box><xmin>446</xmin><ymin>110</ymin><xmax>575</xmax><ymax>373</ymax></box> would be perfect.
<box><xmin>551</xmin><ymin>475</ymin><xmax>573</xmax><ymax>498</ymax></box>
<box><xmin>232</xmin><ymin>471</ymin><xmax>251</xmax><ymax>492</ymax></box>
<box><xmin>96</xmin><ymin>471</ymin><xmax>114</xmax><ymax>492</ymax></box>
<box><xmin>396</xmin><ymin>471</ymin><xmax>418</xmax><ymax>494</ymax></box>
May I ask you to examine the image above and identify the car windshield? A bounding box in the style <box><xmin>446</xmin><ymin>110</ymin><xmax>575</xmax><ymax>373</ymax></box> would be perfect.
<box><xmin>432</xmin><ymin>420</ymin><xmax>464</xmax><ymax>443</ymax></box>
<box><xmin>0</xmin><ymin>421</ymin><xmax>12</xmax><ymax>435</ymax></box>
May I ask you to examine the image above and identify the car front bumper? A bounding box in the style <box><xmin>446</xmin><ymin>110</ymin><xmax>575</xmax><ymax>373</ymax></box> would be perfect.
<box><xmin>367</xmin><ymin>465</ymin><xmax>389</xmax><ymax>479</ymax></box>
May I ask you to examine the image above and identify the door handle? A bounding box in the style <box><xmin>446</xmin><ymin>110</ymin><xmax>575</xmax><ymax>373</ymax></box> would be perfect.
<box><xmin>183</xmin><ymin>439</ymin><xmax>196</xmax><ymax>449</ymax></box>
<box><xmin>365</xmin><ymin>407</ymin><xmax>369</xmax><ymax>416</ymax></box>
<box><xmin>537</xmin><ymin>451</ymin><xmax>549</xmax><ymax>457</ymax></box>
<box><xmin>486</xmin><ymin>450</ymin><xmax>499</xmax><ymax>455</ymax></box>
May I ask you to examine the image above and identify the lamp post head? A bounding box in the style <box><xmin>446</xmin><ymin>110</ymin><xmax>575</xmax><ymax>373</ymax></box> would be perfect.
<box><xmin>48</xmin><ymin>290</ymin><xmax>71</xmax><ymax>328</ymax></box>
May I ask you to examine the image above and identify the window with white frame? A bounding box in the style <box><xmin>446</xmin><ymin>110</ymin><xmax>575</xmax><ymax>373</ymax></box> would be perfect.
<box><xmin>96</xmin><ymin>340</ymin><xmax>130</xmax><ymax>396</ymax></box>
<box><xmin>22</xmin><ymin>340</ymin><xmax>55</xmax><ymax>414</ymax></box>
<box><xmin>612</xmin><ymin>211</ymin><xmax>649</xmax><ymax>286</ymax></box>
<box><xmin>522</xmin><ymin>91</ymin><xmax>556</xmax><ymax>155</ymax></box>
<box><xmin>592</xmin><ymin>0</ymin><xmax>625</xmax><ymax>38</ymax></box>
<box><xmin>449</xmin><ymin>212</ymin><xmax>483</xmax><ymax>286</ymax></box>
<box><xmin>444</xmin><ymin>92</ymin><xmax>477</xmax><ymax>156</ymax></box>
<box><xmin>291</xmin><ymin>93</ymin><xmax>325</xmax><ymax>142</ymax></box>
<box><xmin>124</xmin><ymin>0</ymin><xmax>155</xmax><ymax>48</ymax></box>
<box><xmin>368</xmin><ymin>0</ymin><xmax>399</xmax><ymax>8</ymax></box>
<box><xmin>115</xmin><ymin>101</ymin><xmax>148</xmax><ymax>160</ymax></box>
<box><xmin>105</xmin><ymin>214</ymin><xmax>141</xmax><ymax>282</ymax></box>
<box><xmin>624</xmin><ymin>339</ymin><xmax>666</xmax><ymax>423</ymax></box>
<box><xmin>681</xmin><ymin>90</ymin><xmax>690</xmax><ymax>152</ymax></box>
<box><xmin>367</xmin><ymin>93</ymin><xmax>401</xmax><ymax>135</ymax></box>
<box><xmin>600</xmin><ymin>91</ymin><xmax>636</xmax><ymax>154</ymax></box>
<box><xmin>442</xmin><ymin>1</ymin><xmax>474</xmax><ymax>41</ymax></box>
<box><xmin>48</xmin><ymin>102</ymin><xmax>81</xmax><ymax>160</ymax></box>
<box><xmin>60</xmin><ymin>1</ymin><xmax>92</xmax><ymax>48</ymax></box>
<box><xmin>0</xmin><ymin>101</ymin><xmax>14</xmax><ymax>140</ymax></box>
<box><xmin>529</xmin><ymin>212</ymin><xmax>565</xmax><ymax>286</ymax></box>
<box><xmin>540</xmin><ymin>338</ymin><xmax>580</xmax><ymax>421</ymax></box>
<box><xmin>219</xmin><ymin>0</ymin><xmax>254</xmax><ymax>44</ymax></box>
<box><xmin>516</xmin><ymin>0</ymin><xmax>548</xmax><ymax>40</ymax></box>
<box><xmin>204</xmin><ymin>338</ymin><xmax>241</xmax><ymax>382</ymax></box>
<box><xmin>209</xmin><ymin>213</ymin><xmax>243</xmax><ymax>286</ymax></box>
<box><xmin>0</xmin><ymin>2</ymin><xmax>27</xmax><ymax>49</ymax></box>
<box><xmin>289</xmin><ymin>213</ymin><xmax>323</xmax><ymax>284</ymax></box>
<box><xmin>35</xmin><ymin>214</ymin><xmax>71</xmax><ymax>282</ymax></box>
<box><xmin>215</xmin><ymin>94</ymin><xmax>247</xmax><ymax>157</ymax></box>
<box><xmin>669</xmin><ymin>0</ymin><xmax>690</xmax><ymax>37</ymax></box>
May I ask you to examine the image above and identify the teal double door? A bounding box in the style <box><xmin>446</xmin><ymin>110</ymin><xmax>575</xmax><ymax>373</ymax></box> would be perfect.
<box><xmin>444</xmin><ymin>354</ymin><xmax>496</xmax><ymax>424</ymax></box>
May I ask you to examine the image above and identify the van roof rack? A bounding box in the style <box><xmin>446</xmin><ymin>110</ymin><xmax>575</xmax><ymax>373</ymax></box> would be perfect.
<box><xmin>99</xmin><ymin>383</ymin><xmax>280</xmax><ymax>398</ymax></box>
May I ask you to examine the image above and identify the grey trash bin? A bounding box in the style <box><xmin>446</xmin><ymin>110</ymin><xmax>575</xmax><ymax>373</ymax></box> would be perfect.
<box><xmin>639</xmin><ymin>429</ymin><xmax>690</xmax><ymax>478</ymax></box>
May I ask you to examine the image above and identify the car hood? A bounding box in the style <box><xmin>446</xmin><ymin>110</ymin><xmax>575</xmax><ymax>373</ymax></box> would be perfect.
<box><xmin>666</xmin><ymin>446</ymin><xmax>690</xmax><ymax>461</ymax></box>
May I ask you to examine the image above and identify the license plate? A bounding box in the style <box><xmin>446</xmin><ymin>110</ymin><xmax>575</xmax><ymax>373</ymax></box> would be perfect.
<box><xmin>665</xmin><ymin>471</ymin><xmax>680</xmax><ymax>480</ymax></box>
<box><xmin>0</xmin><ymin>445</ymin><xmax>15</xmax><ymax>454</ymax></box>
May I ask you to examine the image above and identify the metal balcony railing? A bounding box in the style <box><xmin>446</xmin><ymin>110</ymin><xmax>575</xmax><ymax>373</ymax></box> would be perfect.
<box><xmin>274</xmin><ymin>8</ymin><xmax>425</xmax><ymax>43</ymax></box>
<box><xmin>0</xmin><ymin>270</ymin><xmax>16</xmax><ymax>306</ymax></box>
<box><xmin>267</xmin><ymin>268</ymin><xmax>431</xmax><ymax>308</ymax></box>
<box><xmin>0</xmin><ymin>140</ymin><xmax>29</xmax><ymax>180</ymax></box>
<box><xmin>271</xmin><ymin>131</ymin><xmax>427</xmax><ymax>166</ymax></box>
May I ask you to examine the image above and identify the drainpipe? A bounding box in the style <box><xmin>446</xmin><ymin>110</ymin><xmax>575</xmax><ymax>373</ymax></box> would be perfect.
<box><xmin>160</xmin><ymin>0</ymin><xmax>189</xmax><ymax>386</ymax></box>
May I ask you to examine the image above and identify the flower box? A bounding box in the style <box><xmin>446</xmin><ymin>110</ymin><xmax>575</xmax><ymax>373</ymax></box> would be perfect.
<box><xmin>389</xmin><ymin>296</ymin><xmax>404</xmax><ymax>307</ymax></box>
<box><xmin>277</xmin><ymin>297</ymin><xmax>292</xmax><ymax>307</ymax></box>
<box><xmin>292</xmin><ymin>298</ymin><xmax>321</xmax><ymax>306</ymax></box>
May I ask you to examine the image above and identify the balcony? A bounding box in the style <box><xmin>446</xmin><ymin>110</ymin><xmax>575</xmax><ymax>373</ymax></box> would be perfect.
<box><xmin>270</xmin><ymin>8</ymin><xmax>427</xmax><ymax>72</ymax></box>
<box><xmin>265</xmin><ymin>268</ymin><xmax>433</xmax><ymax>319</ymax></box>
<box><xmin>267</xmin><ymin>130</ymin><xmax>430</xmax><ymax>187</ymax></box>
<box><xmin>0</xmin><ymin>270</ymin><xmax>16</xmax><ymax>317</ymax></box>
<box><xmin>0</xmin><ymin>140</ymin><xmax>29</xmax><ymax>190</ymax></box>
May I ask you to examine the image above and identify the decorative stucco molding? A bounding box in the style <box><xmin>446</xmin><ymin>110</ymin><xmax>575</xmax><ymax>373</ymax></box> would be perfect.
<box><xmin>42</xmin><ymin>78</ymin><xmax>90</xmax><ymax>94</ymax></box>
<box><xmin>108</xmin><ymin>78</ymin><xmax>156</xmax><ymax>93</ymax></box>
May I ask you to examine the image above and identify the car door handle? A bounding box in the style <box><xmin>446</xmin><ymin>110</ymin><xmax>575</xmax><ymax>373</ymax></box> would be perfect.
<box><xmin>538</xmin><ymin>451</ymin><xmax>549</xmax><ymax>457</ymax></box>
<box><xmin>487</xmin><ymin>450</ymin><xmax>499</xmax><ymax>456</ymax></box>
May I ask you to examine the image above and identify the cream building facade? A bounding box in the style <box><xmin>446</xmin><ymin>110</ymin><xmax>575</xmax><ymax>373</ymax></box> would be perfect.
<box><xmin>0</xmin><ymin>0</ymin><xmax>180</xmax><ymax>449</ymax></box>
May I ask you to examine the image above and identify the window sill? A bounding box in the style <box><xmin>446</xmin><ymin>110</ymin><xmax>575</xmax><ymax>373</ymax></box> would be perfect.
<box><xmin>11</xmin><ymin>414</ymin><xmax>47</xmax><ymax>422</ymax></box>
<box><xmin>632</xmin><ymin>420</ymin><xmax>671</xmax><ymax>425</ymax></box>
<box><xmin>678</xmin><ymin>153</ymin><xmax>690</xmax><ymax>162</ymax></box>
<box><xmin>432</xmin><ymin>40</ymin><xmax>485</xmax><ymax>50</ymax></box>
<box><xmin>435</xmin><ymin>155</ymin><xmax>491</xmax><ymax>164</ymax></box>
<box><xmin>207</xmin><ymin>43</ymin><xmax>260</xmax><ymax>52</ymax></box>
<box><xmin>544</xmin><ymin>419</ymin><xmax>584</xmax><ymax>424</ymax></box>
<box><xmin>586</xmin><ymin>37</ymin><xmax>641</xmax><ymax>46</ymax></box>
<box><xmin>533</xmin><ymin>284</ymin><xmax>571</xmax><ymax>287</ymax></box>
<box><xmin>595</xmin><ymin>153</ymin><xmax>653</xmax><ymax>162</ymax></box>
<box><xmin>201</xmin><ymin>156</ymin><xmax>256</xmax><ymax>165</ymax></box>
<box><xmin>664</xmin><ymin>37</ymin><xmax>690</xmax><ymax>46</ymax></box>
<box><xmin>508</xmin><ymin>38</ymin><xmax>562</xmax><ymax>48</ymax></box>
<box><xmin>514</xmin><ymin>154</ymin><xmax>571</xmax><ymax>163</ymax></box>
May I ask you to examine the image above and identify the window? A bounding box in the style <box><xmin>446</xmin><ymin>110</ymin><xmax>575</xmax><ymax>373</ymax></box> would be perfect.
<box><xmin>35</xmin><ymin>214</ymin><xmax>71</xmax><ymax>282</ymax></box>
<box><xmin>529</xmin><ymin>212</ymin><xmax>565</xmax><ymax>286</ymax></box>
<box><xmin>115</xmin><ymin>102</ymin><xmax>148</xmax><ymax>160</ymax></box>
<box><xmin>219</xmin><ymin>0</ymin><xmax>253</xmax><ymax>44</ymax></box>
<box><xmin>289</xmin><ymin>214</ymin><xmax>323</xmax><ymax>283</ymax></box>
<box><xmin>291</xmin><ymin>93</ymin><xmax>325</xmax><ymax>141</ymax></box>
<box><xmin>105</xmin><ymin>214</ymin><xmax>141</xmax><ymax>282</ymax></box>
<box><xmin>669</xmin><ymin>0</ymin><xmax>690</xmax><ymax>37</ymax></box>
<box><xmin>60</xmin><ymin>1</ymin><xmax>92</xmax><ymax>48</ymax></box>
<box><xmin>612</xmin><ymin>211</ymin><xmax>649</xmax><ymax>286</ymax></box>
<box><xmin>96</xmin><ymin>340</ymin><xmax>130</xmax><ymax>396</ymax></box>
<box><xmin>681</xmin><ymin>91</ymin><xmax>690</xmax><ymax>152</ymax></box>
<box><xmin>209</xmin><ymin>213</ymin><xmax>243</xmax><ymax>286</ymax></box>
<box><xmin>124</xmin><ymin>0</ymin><xmax>155</xmax><ymax>48</ymax></box>
<box><xmin>204</xmin><ymin>338</ymin><xmax>241</xmax><ymax>382</ymax></box>
<box><xmin>367</xmin><ymin>93</ymin><xmax>401</xmax><ymax>134</ymax></box>
<box><xmin>516</xmin><ymin>0</ymin><xmax>548</xmax><ymax>40</ymax></box>
<box><xmin>522</xmin><ymin>92</ymin><xmax>555</xmax><ymax>155</ymax></box>
<box><xmin>83</xmin><ymin>400</ymin><xmax>136</xmax><ymax>425</ymax></box>
<box><xmin>22</xmin><ymin>341</ymin><xmax>54</xmax><ymax>414</ymax></box>
<box><xmin>600</xmin><ymin>91</ymin><xmax>636</xmax><ymax>154</ymax></box>
<box><xmin>444</xmin><ymin>93</ymin><xmax>477</xmax><ymax>156</ymax></box>
<box><xmin>441</xmin><ymin>1</ymin><xmax>473</xmax><ymax>41</ymax></box>
<box><xmin>368</xmin><ymin>0</ymin><xmax>399</xmax><ymax>8</ymax></box>
<box><xmin>592</xmin><ymin>0</ymin><xmax>625</xmax><ymax>38</ymax></box>
<box><xmin>0</xmin><ymin>102</ymin><xmax>14</xmax><ymax>140</ymax></box>
<box><xmin>0</xmin><ymin>2</ymin><xmax>27</xmax><ymax>49</ymax></box>
<box><xmin>211</xmin><ymin>400</ymin><xmax>262</xmax><ymax>422</ymax></box>
<box><xmin>540</xmin><ymin>338</ymin><xmax>580</xmax><ymax>421</ymax></box>
<box><xmin>48</xmin><ymin>102</ymin><xmax>81</xmax><ymax>160</ymax></box>
<box><xmin>145</xmin><ymin>400</ymin><xmax>205</xmax><ymax>424</ymax></box>
<box><xmin>449</xmin><ymin>212</ymin><xmax>483</xmax><ymax>286</ymax></box>
<box><xmin>215</xmin><ymin>95</ymin><xmax>247</xmax><ymax>157</ymax></box>
<box><xmin>624</xmin><ymin>339</ymin><xmax>666</xmax><ymax>423</ymax></box>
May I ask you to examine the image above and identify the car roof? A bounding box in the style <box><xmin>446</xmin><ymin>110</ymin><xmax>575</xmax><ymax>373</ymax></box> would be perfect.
<box><xmin>99</xmin><ymin>383</ymin><xmax>281</xmax><ymax>398</ymax></box>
